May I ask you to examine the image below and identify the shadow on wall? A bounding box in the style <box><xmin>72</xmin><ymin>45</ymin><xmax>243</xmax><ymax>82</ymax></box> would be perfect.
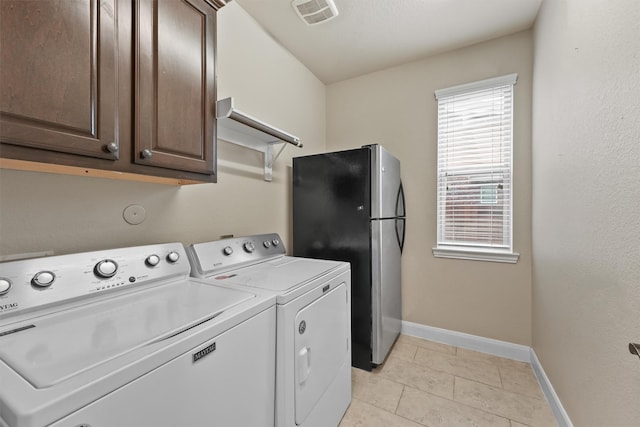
<box><xmin>0</xmin><ymin>169</ymin><xmax>182</xmax><ymax>256</ymax></box>
<box><xmin>533</xmin><ymin>252</ymin><xmax>640</xmax><ymax>425</ymax></box>
<box><xmin>0</xmin><ymin>140</ymin><xmax>294</xmax><ymax>258</ymax></box>
<box><xmin>286</xmin><ymin>165</ymin><xmax>293</xmax><ymax>251</ymax></box>
<box><xmin>217</xmin><ymin>140</ymin><xmax>268</xmax><ymax>181</ymax></box>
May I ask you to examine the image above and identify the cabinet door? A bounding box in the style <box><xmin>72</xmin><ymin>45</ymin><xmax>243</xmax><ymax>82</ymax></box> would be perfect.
<box><xmin>135</xmin><ymin>0</ymin><xmax>216</xmax><ymax>175</ymax></box>
<box><xmin>0</xmin><ymin>0</ymin><xmax>118</xmax><ymax>160</ymax></box>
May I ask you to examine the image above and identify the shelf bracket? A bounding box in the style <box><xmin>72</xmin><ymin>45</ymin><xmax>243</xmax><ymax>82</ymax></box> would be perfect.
<box><xmin>264</xmin><ymin>145</ymin><xmax>274</xmax><ymax>182</ymax></box>
<box><xmin>216</xmin><ymin>97</ymin><xmax>303</xmax><ymax>181</ymax></box>
<box><xmin>262</xmin><ymin>143</ymin><xmax>289</xmax><ymax>182</ymax></box>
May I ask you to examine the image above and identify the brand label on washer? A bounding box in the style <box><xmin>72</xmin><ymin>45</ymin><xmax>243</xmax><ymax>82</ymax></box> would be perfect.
<box><xmin>0</xmin><ymin>301</ymin><xmax>18</xmax><ymax>313</ymax></box>
<box><xmin>192</xmin><ymin>342</ymin><xmax>216</xmax><ymax>363</ymax></box>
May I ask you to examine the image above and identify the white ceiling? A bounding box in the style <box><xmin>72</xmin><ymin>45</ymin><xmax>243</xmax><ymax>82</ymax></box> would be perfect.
<box><xmin>234</xmin><ymin>0</ymin><xmax>543</xmax><ymax>84</ymax></box>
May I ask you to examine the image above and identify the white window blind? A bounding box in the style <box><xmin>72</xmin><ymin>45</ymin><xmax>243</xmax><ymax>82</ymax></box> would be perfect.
<box><xmin>434</xmin><ymin>74</ymin><xmax>517</xmax><ymax>259</ymax></box>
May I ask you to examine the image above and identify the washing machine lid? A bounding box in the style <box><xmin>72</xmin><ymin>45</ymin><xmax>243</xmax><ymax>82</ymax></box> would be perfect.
<box><xmin>0</xmin><ymin>281</ymin><xmax>254</xmax><ymax>389</ymax></box>
<box><xmin>213</xmin><ymin>257</ymin><xmax>342</xmax><ymax>295</ymax></box>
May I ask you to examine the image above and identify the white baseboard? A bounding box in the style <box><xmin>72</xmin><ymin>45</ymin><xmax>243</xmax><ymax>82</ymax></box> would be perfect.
<box><xmin>400</xmin><ymin>321</ymin><xmax>572</xmax><ymax>427</ymax></box>
<box><xmin>530</xmin><ymin>348</ymin><xmax>574</xmax><ymax>427</ymax></box>
<box><xmin>401</xmin><ymin>320</ymin><xmax>530</xmax><ymax>361</ymax></box>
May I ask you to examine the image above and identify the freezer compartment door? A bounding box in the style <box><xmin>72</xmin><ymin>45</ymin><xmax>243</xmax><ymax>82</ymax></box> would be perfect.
<box><xmin>292</xmin><ymin>148</ymin><xmax>371</xmax><ymax>238</ymax></box>
<box><xmin>370</xmin><ymin>145</ymin><xmax>403</xmax><ymax>219</ymax></box>
<box><xmin>371</xmin><ymin>218</ymin><xmax>402</xmax><ymax>365</ymax></box>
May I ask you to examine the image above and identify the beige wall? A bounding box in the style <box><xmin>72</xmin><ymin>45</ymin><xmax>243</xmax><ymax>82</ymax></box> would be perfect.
<box><xmin>326</xmin><ymin>31</ymin><xmax>533</xmax><ymax>345</ymax></box>
<box><xmin>532</xmin><ymin>0</ymin><xmax>640</xmax><ymax>423</ymax></box>
<box><xmin>0</xmin><ymin>2</ymin><xmax>325</xmax><ymax>256</ymax></box>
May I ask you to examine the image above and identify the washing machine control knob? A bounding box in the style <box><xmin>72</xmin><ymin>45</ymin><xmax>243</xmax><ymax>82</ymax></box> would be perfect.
<box><xmin>145</xmin><ymin>254</ymin><xmax>160</xmax><ymax>267</ymax></box>
<box><xmin>272</xmin><ymin>238</ymin><xmax>280</xmax><ymax>247</ymax></box>
<box><xmin>223</xmin><ymin>246</ymin><xmax>234</xmax><ymax>256</ymax></box>
<box><xmin>166</xmin><ymin>251</ymin><xmax>180</xmax><ymax>263</ymax></box>
<box><xmin>32</xmin><ymin>270</ymin><xmax>56</xmax><ymax>287</ymax></box>
<box><xmin>0</xmin><ymin>278</ymin><xmax>12</xmax><ymax>295</ymax></box>
<box><xmin>263</xmin><ymin>241</ymin><xmax>271</xmax><ymax>248</ymax></box>
<box><xmin>94</xmin><ymin>260</ymin><xmax>118</xmax><ymax>278</ymax></box>
<box><xmin>243</xmin><ymin>242</ymin><xmax>255</xmax><ymax>253</ymax></box>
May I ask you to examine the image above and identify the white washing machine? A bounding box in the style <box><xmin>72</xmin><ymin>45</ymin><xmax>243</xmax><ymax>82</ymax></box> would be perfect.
<box><xmin>187</xmin><ymin>233</ymin><xmax>352</xmax><ymax>427</ymax></box>
<box><xmin>0</xmin><ymin>243</ymin><xmax>276</xmax><ymax>427</ymax></box>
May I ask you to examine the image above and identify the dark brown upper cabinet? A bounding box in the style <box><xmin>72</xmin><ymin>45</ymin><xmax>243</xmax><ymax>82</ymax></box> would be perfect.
<box><xmin>134</xmin><ymin>0</ymin><xmax>216</xmax><ymax>175</ymax></box>
<box><xmin>0</xmin><ymin>0</ymin><xmax>119</xmax><ymax>160</ymax></box>
<box><xmin>0</xmin><ymin>0</ymin><xmax>226</xmax><ymax>184</ymax></box>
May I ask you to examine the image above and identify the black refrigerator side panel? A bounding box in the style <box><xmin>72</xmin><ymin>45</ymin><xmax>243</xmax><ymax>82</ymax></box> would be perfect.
<box><xmin>292</xmin><ymin>148</ymin><xmax>373</xmax><ymax>370</ymax></box>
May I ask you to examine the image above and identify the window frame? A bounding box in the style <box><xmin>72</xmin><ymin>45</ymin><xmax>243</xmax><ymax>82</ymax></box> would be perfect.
<box><xmin>432</xmin><ymin>74</ymin><xmax>520</xmax><ymax>264</ymax></box>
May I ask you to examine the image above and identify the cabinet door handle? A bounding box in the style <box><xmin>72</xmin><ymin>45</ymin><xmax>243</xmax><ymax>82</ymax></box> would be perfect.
<box><xmin>105</xmin><ymin>142</ymin><xmax>119</xmax><ymax>154</ymax></box>
<box><xmin>141</xmin><ymin>149</ymin><xmax>153</xmax><ymax>159</ymax></box>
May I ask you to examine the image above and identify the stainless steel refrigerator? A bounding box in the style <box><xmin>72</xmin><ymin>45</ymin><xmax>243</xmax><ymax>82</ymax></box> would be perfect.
<box><xmin>292</xmin><ymin>144</ymin><xmax>405</xmax><ymax>371</ymax></box>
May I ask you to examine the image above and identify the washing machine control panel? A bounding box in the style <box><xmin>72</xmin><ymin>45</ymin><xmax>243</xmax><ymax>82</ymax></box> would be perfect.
<box><xmin>187</xmin><ymin>233</ymin><xmax>286</xmax><ymax>277</ymax></box>
<box><xmin>0</xmin><ymin>243</ymin><xmax>190</xmax><ymax>320</ymax></box>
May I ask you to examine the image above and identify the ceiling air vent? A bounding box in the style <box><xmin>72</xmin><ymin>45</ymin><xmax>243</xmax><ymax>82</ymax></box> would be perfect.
<box><xmin>292</xmin><ymin>0</ymin><xmax>339</xmax><ymax>26</ymax></box>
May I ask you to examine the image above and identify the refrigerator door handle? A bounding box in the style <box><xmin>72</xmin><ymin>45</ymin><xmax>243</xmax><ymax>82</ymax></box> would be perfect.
<box><xmin>395</xmin><ymin>218</ymin><xmax>406</xmax><ymax>254</ymax></box>
<box><xmin>395</xmin><ymin>182</ymin><xmax>406</xmax><ymax>218</ymax></box>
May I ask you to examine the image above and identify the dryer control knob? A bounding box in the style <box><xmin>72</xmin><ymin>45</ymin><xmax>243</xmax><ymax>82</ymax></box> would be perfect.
<box><xmin>272</xmin><ymin>238</ymin><xmax>280</xmax><ymax>247</ymax></box>
<box><xmin>94</xmin><ymin>260</ymin><xmax>118</xmax><ymax>278</ymax></box>
<box><xmin>263</xmin><ymin>241</ymin><xmax>271</xmax><ymax>248</ymax></box>
<box><xmin>0</xmin><ymin>278</ymin><xmax>12</xmax><ymax>295</ymax></box>
<box><xmin>223</xmin><ymin>246</ymin><xmax>234</xmax><ymax>256</ymax></box>
<box><xmin>243</xmin><ymin>242</ymin><xmax>255</xmax><ymax>253</ymax></box>
<box><xmin>166</xmin><ymin>251</ymin><xmax>180</xmax><ymax>263</ymax></box>
<box><xmin>145</xmin><ymin>254</ymin><xmax>160</xmax><ymax>267</ymax></box>
<box><xmin>32</xmin><ymin>271</ymin><xmax>56</xmax><ymax>287</ymax></box>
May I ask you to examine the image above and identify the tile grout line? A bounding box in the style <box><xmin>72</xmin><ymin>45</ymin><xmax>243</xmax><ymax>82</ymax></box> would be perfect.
<box><xmin>404</xmin><ymin>381</ymin><xmax>518</xmax><ymax>426</ymax></box>
<box><xmin>378</xmin><ymin>335</ymin><xmax>556</xmax><ymax>426</ymax></box>
<box><xmin>493</xmin><ymin>364</ymin><xmax>550</xmax><ymax>402</ymax></box>
<box><xmin>355</xmin><ymin>368</ymin><xmax>423</xmax><ymax>417</ymax></box>
<box><xmin>402</xmin><ymin>341</ymin><xmax>549</xmax><ymax>400</ymax></box>
<box><xmin>452</xmin><ymin>376</ymin><xmax>555</xmax><ymax>426</ymax></box>
<box><xmin>372</xmin><ymin>369</ymin><xmax>455</xmax><ymax>406</ymax></box>
<box><xmin>451</xmin><ymin>379</ymin><xmax>520</xmax><ymax>426</ymax></box>
<box><xmin>400</xmin><ymin>353</ymin><xmax>503</xmax><ymax>390</ymax></box>
<box><xmin>453</xmin><ymin>375</ymin><xmax>457</xmax><ymax>401</ymax></box>
<box><xmin>498</xmin><ymin>363</ymin><xmax>505</xmax><ymax>389</ymax></box>
<box><xmin>394</xmin><ymin>384</ymin><xmax>405</xmax><ymax>415</ymax></box>
<box><xmin>456</xmin><ymin>374</ymin><xmax>542</xmax><ymax>398</ymax></box>
<box><xmin>389</xmin><ymin>387</ymin><xmax>433</xmax><ymax>427</ymax></box>
<box><xmin>410</xmin><ymin>345</ymin><xmax>417</xmax><ymax>362</ymax></box>
<box><xmin>397</xmin><ymin>336</ymin><xmax>459</xmax><ymax>357</ymax></box>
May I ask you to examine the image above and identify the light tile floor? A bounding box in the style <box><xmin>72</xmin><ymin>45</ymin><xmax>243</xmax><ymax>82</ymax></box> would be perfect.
<box><xmin>339</xmin><ymin>335</ymin><xmax>557</xmax><ymax>427</ymax></box>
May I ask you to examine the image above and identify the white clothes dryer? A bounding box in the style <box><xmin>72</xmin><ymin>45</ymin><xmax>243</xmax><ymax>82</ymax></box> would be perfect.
<box><xmin>187</xmin><ymin>233</ymin><xmax>352</xmax><ymax>427</ymax></box>
<box><xmin>0</xmin><ymin>243</ymin><xmax>276</xmax><ymax>427</ymax></box>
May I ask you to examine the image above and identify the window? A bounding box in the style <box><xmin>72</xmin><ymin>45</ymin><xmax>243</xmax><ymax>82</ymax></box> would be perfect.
<box><xmin>432</xmin><ymin>74</ymin><xmax>519</xmax><ymax>263</ymax></box>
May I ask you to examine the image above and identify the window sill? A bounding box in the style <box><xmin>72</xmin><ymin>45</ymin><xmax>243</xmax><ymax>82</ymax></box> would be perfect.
<box><xmin>432</xmin><ymin>247</ymin><xmax>519</xmax><ymax>264</ymax></box>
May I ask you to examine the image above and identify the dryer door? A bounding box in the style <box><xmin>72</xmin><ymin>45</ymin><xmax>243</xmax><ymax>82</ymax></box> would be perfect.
<box><xmin>294</xmin><ymin>282</ymin><xmax>349</xmax><ymax>425</ymax></box>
